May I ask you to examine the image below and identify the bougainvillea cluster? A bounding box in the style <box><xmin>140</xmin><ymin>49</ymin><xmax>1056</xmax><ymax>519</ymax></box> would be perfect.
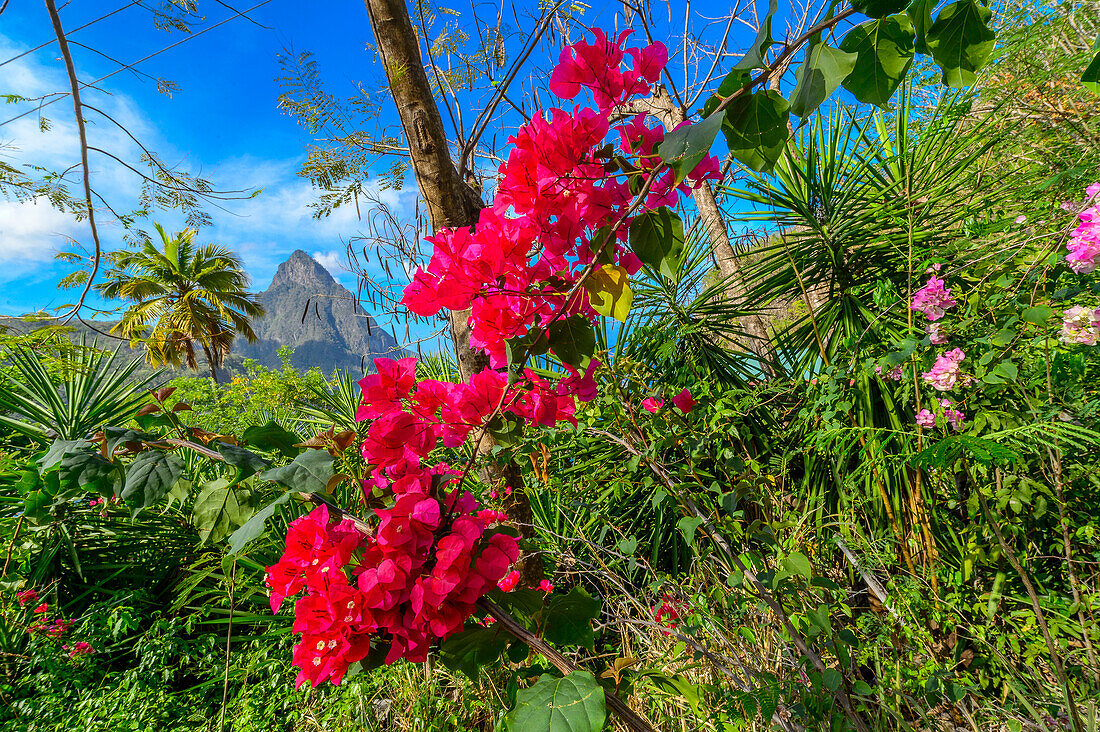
<box><xmin>1065</xmin><ymin>183</ymin><xmax>1100</xmax><ymax>274</ymax></box>
<box><xmin>910</xmin><ymin>275</ymin><xmax>957</xmax><ymax>321</ymax></box>
<box><xmin>1060</xmin><ymin>305</ymin><xmax>1100</xmax><ymax>346</ymax></box>
<box><xmin>653</xmin><ymin>594</ymin><xmax>691</xmax><ymax>636</ymax></box>
<box><xmin>922</xmin><ymin>348</ymin><xmax>967</xmax><ymax>392</ymax></box>
<box><xmin>270</xmin><ymin>29</ymin><xmax>717</xmax><ymax>687</ymax></box>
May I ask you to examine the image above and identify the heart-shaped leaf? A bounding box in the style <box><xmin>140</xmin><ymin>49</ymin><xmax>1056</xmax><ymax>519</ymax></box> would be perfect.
<box><xmin>926</xmin><ymin>0</ymin><xmax>996</xmax><ymax>88</ymax></box>
<box><xmin>840</xmin><ymin>15</ymin><xmax>915</xmax><ymax>107</ymax></box>
<box><xmin>500</xmin><ymin>671</ymin><xmax>606</xmax><ymax>732</ymax></box>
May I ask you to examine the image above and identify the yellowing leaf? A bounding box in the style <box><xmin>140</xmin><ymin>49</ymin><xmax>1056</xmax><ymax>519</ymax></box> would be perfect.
<box><xmin>583</xmin><ymin>264</ymin><xmax>633</xmax><ymax>322</ymax></box>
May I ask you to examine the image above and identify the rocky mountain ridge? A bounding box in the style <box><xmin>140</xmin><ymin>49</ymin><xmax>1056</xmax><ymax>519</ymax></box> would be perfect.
<box><xmin>0</xmin><ymin>251</ymin><xmax>400</xmax><ymax>376</ymax></box>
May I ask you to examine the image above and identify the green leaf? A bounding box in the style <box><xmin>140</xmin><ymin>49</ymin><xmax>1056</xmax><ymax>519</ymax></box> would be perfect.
<box><xmin>926</xmin><ymin>0</ymin><xmax>996</xmax><ymax>88</ymax></box>
<box><xmin>493</xmin><ymin>587</ymin><xmax>545</xmax><ymax>618</ymax></box>
<box><xmin>193</xmin><ymin>477</ymin><xmax>255</xmax><ymax>545</ymax></box>
<box><xmin>789</xmin><ymin>41</ymin><xmax>857</xmax><ymax>119</ymax></box>
<box><xmin>1021</xmin><ymin>305</ymin><xmax>1053</xmax><ymax>324</ymax></box>
<box><xmin>703</xmin><ymin>69</ymin><xmax>751</xmax><ymax>118</ymax></box>
<box><xmin>722</xmin><ymin>90</ymin><xmax>790</xmax><ymax>172</ymax></box>
<box><xmin>982</xmin><ymin>360</ymin><xmax>1019</xmax><ymax>385</ymax></box>
<box><xmin>439</xmin><ymin>624</ymin><xmax>510</xmax><ymax>680</ymax></box>
<box><xmin>226</xmin><ymin>492</ymin><xmax>292</xmax><ymax>554</ymax></box>
<box><xmin>850</xmin><ymin>0</ymin><xmax>908</xmax><ymax>18</ymax></box>
<box><xmin>783</xmin><ymin>551</ymin><xmax>812</xmax><ymax>580</ymax></box>
<box><xmin>657</xmin><ymin>112</ymin><xmax>724</xmax><ymax>183</ymax></box>
<box><xmin>216</xmin><ymin>442</ymin><xmax>270</xmax><ymax>482</ymax></box>
<box><xmin>629</xmin><ymin>207</ymin><xmax>685</xmax><ymax>282</ymax></box>
<box><xmin>60</xmin><ymin>451</ymin><xmax>118</xmax><ymax>492</ymax></box>
<box><xmin>914</xmin><ymin>435</ymin><xmax>1017</xmax><ymax>468</ymax></box>
<box><xmin>734</xmin><ymin>0</ymin><xmax>778</xmax><ymax>70</ymax></box>
<box><xmin>546</xmin><ymin>315</ymin><xmax>597</xmax><ymax>370</ymax></box>
<box><xmin>1083</xmin><ymin>33</ymin><xmax>1100</xmax><ymax>93</ymax></box>
<box><xmin>240</xmin><ymin>422</ymin><xmax>301</xmax><ymax>458</ymax></box>
<box><xmin>501</xmin><ymin>671</ymin><xmax>606</xmax><ymax>732</ymax></box>
<box><xmin>39</xmin><ymin>439</ymin><xmax>91</xmax><ymax>471</ymax></box>
<box><xmin>908</xmin><ymin>0</ymin><xmax>935</xmax><ymax>55</ymax></box>
<box><xmin>121</xmin><ymin>450</ymin><xmax>185</xmax><ymax>513</ymax></box>
<box><xmin>676</xmin><ymin>515</ymin><xmax>705</xmax><ymax>546</ymax></box>
<box><xmin>505</xmin><ymin>328</ymin><xmax>551</xmax><ymax>370</ymax></box>
<box><xmin>258</xmin><ymin>449</ymin><xmax>335</xmax><ymax>494</ymax></box>
<box><xmin>543</xmin><ymin>586</ymin><xmax>602</xmax><ymax>650</ymax></box>
<box><xmin>103</xmin><ymin>427</ymin><xmax>158</xmax><ymax>457</ymax></box>
<box><xmin>839</xmin><ymin>16</ymin><xmax>915</xmax><ymax>107</ymax></box>
<box><xmin>582</xmin><ymin>265</ymin><xmax>633</xmax><ymax>322</ymax></box>
<box><xmin>644</xmin><ymin>672</ymin><xmax>703</xmax><ymax>712</ymax></box>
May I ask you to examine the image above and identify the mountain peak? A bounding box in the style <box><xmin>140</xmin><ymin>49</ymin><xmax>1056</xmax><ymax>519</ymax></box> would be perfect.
<box><xmin>235</xmin><ymin>249</ymin><xmax>402</xmax><ymax>373</ymax></box>
<box><xmin>270</xmin><ymin>250</ymin><xmax>336</xmax><ymax>289</ymax></box>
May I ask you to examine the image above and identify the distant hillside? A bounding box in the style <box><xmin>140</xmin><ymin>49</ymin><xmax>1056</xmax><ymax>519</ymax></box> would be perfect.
<box><xmin>0</xmin><ymin>251</ymin><xmax>402</xmax><ymax>376</ymax></box>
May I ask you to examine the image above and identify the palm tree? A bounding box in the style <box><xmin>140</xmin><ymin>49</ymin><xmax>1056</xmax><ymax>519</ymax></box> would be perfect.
<box><xmin>96</xmin><ymin>224</ymin><xmax>264</xmax><ymax>382</ymax></box>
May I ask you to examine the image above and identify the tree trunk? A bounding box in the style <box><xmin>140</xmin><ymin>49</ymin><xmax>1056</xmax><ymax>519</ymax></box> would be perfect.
<box><xmin>633</xmin><ymin>87</ymin><xmax>775</xmax><ymax>368</ymax></box>
<box><xmin>361</xmin><ymin>0</ymin><xmax>539</xmax><ymax>584</ymax></box>
<box><xmin>201</xmin><ymin>343</ymin><xmax>220</xmax><ymax>383</ymax></box>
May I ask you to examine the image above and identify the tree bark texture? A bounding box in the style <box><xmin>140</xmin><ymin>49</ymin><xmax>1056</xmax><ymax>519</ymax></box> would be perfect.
<box><xmin>360</xmin><ymin>0</ymin><xmax>539</xmax><ymax>584</ymax></box>
<box><xmin>635</xmin><ymin>87</ymin><xmax>775</xmax><ymax>365</ymax></box>
<box><xmin>360</xmin><ymin>0</ymin><xmax>486</xmax><ymax>380</ymax></box>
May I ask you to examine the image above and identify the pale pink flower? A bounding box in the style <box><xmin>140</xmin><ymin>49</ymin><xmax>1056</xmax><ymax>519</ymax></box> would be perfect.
<box><xmin>915</xmin><ymin>409</ymin><xmax>935</xmax><ymax>428</ymax></box>
<box><xmin>875</xmin><ymin>364</ymin><xmax>903</xmax><ymax>381</ymax></box>
<box><xmin>911</xmin><ymin>275</ymin><xmax>957</xmax><ymax>321</ymax></box>
<box><xmin>922</xmin><ymin>348</ymin><xmax>966</xmax><ymax>391</ymax></box>
<box><xmin>1065</xmin><ymin>184</ymin><xmax>1100</xmax><ymax>273</ymax></box>
<box><xmin>926</xmin><ymin>321</ymin><xmax>948</xmax><ymax>345</ymax></box>
<box><xmin>940</xmin><ymin>399</ymin><xmax>965</xmax><ymax>431</ymax></box>
<box><xmin>1060</xmin><ymin>306</ymin><xmax>1100</xmax><ymax>345</ymax></box>
<box><xmin>1015</xmin><ymin>215</ymin><xmax>1027</xmax><ymax>224</ymax></box>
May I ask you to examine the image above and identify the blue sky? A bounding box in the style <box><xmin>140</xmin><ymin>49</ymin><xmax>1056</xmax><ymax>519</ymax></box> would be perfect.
<box><xmin>0</xmin><ymin>0</ymin><xmax>796</xmax><ymax>350</ymax></box>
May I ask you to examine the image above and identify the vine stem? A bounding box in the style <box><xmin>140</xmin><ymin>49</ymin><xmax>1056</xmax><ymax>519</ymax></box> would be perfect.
<box><xmin>477</xmin><ymin>598</ymin><xmax>658</xmax><ymax>732</ymax></box>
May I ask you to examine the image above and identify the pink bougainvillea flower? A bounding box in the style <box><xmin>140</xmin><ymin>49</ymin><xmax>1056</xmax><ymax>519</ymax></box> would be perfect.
<box><xmin>1066</xmin><ymin>184</ymin><xmax>1100</xmax><ymax>273</ymax></box>
<box><xmin>34</xmin><ymin>603</ymin><xmax>48</xmax><ymax>613</ymax></box>
<box><xmin>874</xmin><ymin>364</ymin><xmax>904</xmax><ymax>381</ymax></box>
<box><xmin>1060</xmin><ymin>305</ymin><xmax>1100</xmax><ymax>345</ymax></box>
<box><xmin>16</xmin><ymin>588</ymin><xmax>38</xmax><ymax>607</ymax></box>
<box><xmin>672</xmin><ymin>388</ymin><xmax>694</xmax><ymax>414</ymax></box>
<box><xmin>497</xmin><ymin>570</ymin><xmax>521</xmax><ymax>593</ymax></box>
<box><xmin>910</xmin><ymin>275</ymin><xmax>957</xmax><ymax>321</ymax></box>
<box><xmin>641</xmin><ymin>397</ymin><xmax>664</xmax><ymax>413</ymax></box>
<box><xmin>537</xmin><ymin>580</ymin><xmax>555</xmax><ymax>593</ymax></box>
<box><xmin>922</xmin><ymin>348</ymin><xmax>967</xmax><ymax>391</ymax></box>
<box><xmin>915</xmin><ymin>409</ymin><xmax>936</xmax><ymax>428</ymax></box>
<box><xmin>926</xmin><ymin>321</ymin><xmax>948</xmax><ymax>345</ymax></box>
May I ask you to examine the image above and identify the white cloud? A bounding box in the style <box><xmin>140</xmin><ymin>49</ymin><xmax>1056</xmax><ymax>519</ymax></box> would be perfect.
<box><xmin>0</xmin><ymin>31</ymin><xmax>427</xmax><ymax>336</ymax></box>
<box><xmin>0</xmin><ymin>199</ymin><xmax>81</xmax><ymax>263</ymax></box>
<box><xmin>311</xmin><ymin>249</ymin><xmax>345</xmax><ymax>276</ymax></box>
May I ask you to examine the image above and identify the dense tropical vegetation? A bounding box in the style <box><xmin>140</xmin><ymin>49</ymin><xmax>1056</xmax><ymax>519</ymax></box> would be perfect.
<box><xmin>2</xmin><ymin>0</ymin><xmax>1100</xmax><ymax>730</ymax></box>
